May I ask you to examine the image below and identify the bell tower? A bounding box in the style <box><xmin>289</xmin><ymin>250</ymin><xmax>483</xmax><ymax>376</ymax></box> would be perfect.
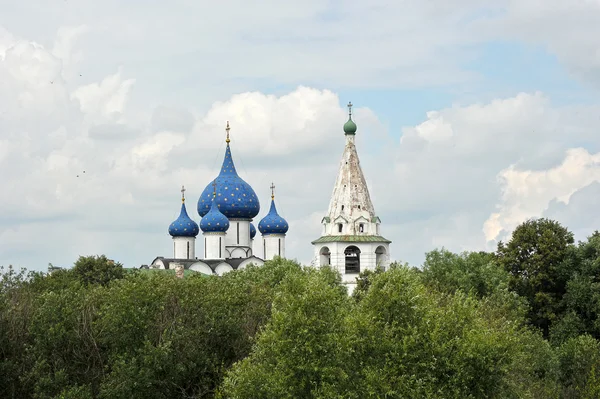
<box><xmin>311</xmin><ymin>102</ymin><xmax>391</xmax><ymax>291</ymax></box>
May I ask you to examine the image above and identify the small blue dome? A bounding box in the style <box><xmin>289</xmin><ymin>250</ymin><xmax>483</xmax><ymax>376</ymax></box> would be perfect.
<box><xmin>200</xmin><ymin>196</ymin><xmax>230</xmax><ymax>233</ymax></box>
<box><xmin>258</xmin><ymin>199</ymin><xmax>289</xmax><ymax>235</ymax></box>
<box><xmin>250</xmin><ymin>222</ymin><xmax>257</xmax><ymax>239</ymax></box>
<box><xmin>169</xmin><ymin>202</ymin><xmax>199</xmax><ymax>237</ymax></box>
<box><xmin>198</xmin><ymin>143</ymin><xmax>260</xmax><ymax>219</ymax></box>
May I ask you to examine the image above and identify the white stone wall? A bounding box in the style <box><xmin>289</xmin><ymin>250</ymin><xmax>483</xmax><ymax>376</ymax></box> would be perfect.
<box><xmin>228</xmin><ymin>246</ymin><xmax>252</xmax><ymax>258</ymax></box>
<box><xmin>236</xmin><ymin>257</ymin><xmax>265</xmax><ymax>270</ymax></box>
<box><xmin>323</xmin><ymin>214</ymin><xmax>379</xmax><ymax>237</ymax></box>
<box><xmin>313</xmin><ymin>241</ymin><xmax>390</xmax><ymax>276</ymax></box>
<box><xmin>203</xmin><ymin>232</ymin><xmax>226</xmax><ymax>259</ymax></box>
<box><xmin>225</xmin><ymin>219</ymin><xmax>251</xmax><ymax>248</ymax></box>
<box><xmin>214</xmin><ymin>263</ymin><xmax>233</xmax><ymax>275</ymax></box>
<box><xmin>262</xmin><ymin>234</ymin><xmax>285</xmax><ymax>260</ymax></box>
<box><xmin>189</xmin><ymin>262</ymin><xmax>213</xmax><ymax>275</ymax></box>
<box><xmin>173</xmin><ymin>236</ymin><xmax>196</xmax><ymax>259</ymax></box>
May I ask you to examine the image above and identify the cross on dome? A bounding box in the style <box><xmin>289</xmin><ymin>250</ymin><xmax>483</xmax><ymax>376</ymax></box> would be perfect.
<box><xmin>226</xmin><ymin>121</ymin><xmax>231</xmax><ymax>143</ymax></box>
<box><xmin>181</xmin><ymin>185</ymin><xmax>186</xmax><ymax>202</ymax></box>
<box><xmin>343</xmin><ymin>101</ymin><xmax>357</xmax><ymax>134</ymax></box>
<box><xmin>270</xmin><ymin>182</ymin><xmax>275</xmax><ymax>199</ymax></box>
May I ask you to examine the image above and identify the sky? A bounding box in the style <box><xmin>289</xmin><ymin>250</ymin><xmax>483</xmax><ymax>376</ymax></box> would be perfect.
<box><xmin>1</xmin><ymin>0</ymin><xmax>600</xmax><ymax>271</ymax></box>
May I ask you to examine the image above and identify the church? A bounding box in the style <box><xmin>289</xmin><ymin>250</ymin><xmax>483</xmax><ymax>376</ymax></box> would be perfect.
<box><xmin>147</xmin><ymin>122</ymin><xmax>289</xmax><ymax>274</ymax></box>
<box><xmin>311</xmin><ymin>102</ymin><xmax>391</xmax><ymax>287</ymax></box>
<box><xmin>145</xmin><ymin>102</ymin><xmax>391</xmax><ymax>289</ymax></box>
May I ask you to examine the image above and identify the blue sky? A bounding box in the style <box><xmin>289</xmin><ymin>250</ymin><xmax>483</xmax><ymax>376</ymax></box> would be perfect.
<box><xmin>1</xmin><ymin>1</ymin><xmax>600</xmax><ymax>271</ymax></box>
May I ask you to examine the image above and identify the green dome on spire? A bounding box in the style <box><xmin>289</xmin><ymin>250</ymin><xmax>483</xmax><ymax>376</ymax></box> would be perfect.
<box><xmin>343</xmin><ymin>101</ymin><xmax>357</xmax><ymax>135</ymax></box>
<box><xmin>343</xmin><ymin>118</ymin><xmax>357</xmax><ymax>134</ymax></box>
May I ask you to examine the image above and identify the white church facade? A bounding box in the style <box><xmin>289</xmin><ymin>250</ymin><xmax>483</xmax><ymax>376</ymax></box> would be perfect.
<box><xmin>147</xmin><ymin>122</ymin><xmax>289</xmax><ymax>275</ymax></box>
<box><xmin>311</xmin><ymin>102</ymin><xmax>391</xmax><ymax>289</ymax></box>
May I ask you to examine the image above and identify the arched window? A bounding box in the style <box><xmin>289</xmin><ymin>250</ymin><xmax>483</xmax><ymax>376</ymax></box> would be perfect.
<box><xmin>344</xmin><ymin>246</ymin><xmax>361</xmax><ymax>274</ymax></box>
<box><xmin>359</xmin><ymin>223</ymin><xmax>364</xmax><ymax>233</ymax></box>
<box><xmin>338</xmin><ymin>223</ymin><xmax>343</xmax><ymax>233</ymax></box>
<box><xmin>375</xmin><ymin>246</ymin><xmax>387</xmax><ymax>269</ymax></box>
<box><xmin>319</xmin><ymin>247</ymin><xmax>331</xmax><ymax>266</ymax></box>
<box><xmin>187</xmin><ymin>241</ymin><xmax>190</xmax><ymax>259</ymax></box>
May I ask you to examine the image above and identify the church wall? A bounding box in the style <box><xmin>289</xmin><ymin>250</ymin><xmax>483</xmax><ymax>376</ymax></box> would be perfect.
<box><xmin>214</xmin><ymin>263</ymin><xmax>233</xmax><ymax>275</ymax></box>
<box><xmin>228</xmin><ymin>246</ymin><xmax>251</xmax><ymax>258</ymax></box>
<box><xmin>189</xmin><ymin>262</ymin><xmax>213</xmax><ymax>275</ymax></box>
<box><xmin>203</xmin><ymin>232</ymin><xmax>226</xmax><ymax>259</ymax></box>
<box><xmin>262</xmin><ymin>234</ymin><xmax>285</xmax><ymax>260</ymax></box>
<box><xmin>236</xmin><ymin>257</ymin><xmax>265</xmax><ymax>270</ymax></box>
<box><xmin>225</xmin><ymin>220</ymin><xmax>251</xmax><ymax>249</ymax></box>
<box><xmin>313</xmin><ymin>241</ymin><xmax>390</xmax><ymax>278</ymax></box>
<box><xmin>173</xmin><ymin>236</ymin><xmax>195</xmax><ymax>259</ymax></box>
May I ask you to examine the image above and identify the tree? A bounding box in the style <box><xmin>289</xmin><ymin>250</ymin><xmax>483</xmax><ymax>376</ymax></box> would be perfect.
<box><xmin>497</xmin><ymin>218</ymin><xmax>574</xmax><ymax>336</ymax></box>
<box><xmin>221</xmin><ymin>267</ymin><xmax>352</xmax><ymax>398</ymax></box>
<box><xmin>72</xmin><ymin>255</ymin><xmax>124</xmax><ymax>287</ymax></box>
<box><xmin>421</xmin><ymin>249</ymin><xmax>508</xmax><ymax>298</ymax></box>
<box><xmin>556</xmin><ymin>334</ymin><xmax>600</xmax><ymax>398</ymax></box>
<box><xmin>550</xmin><ymin>231</ymin><xmax>600</xmax><ymax>344</ymax></box>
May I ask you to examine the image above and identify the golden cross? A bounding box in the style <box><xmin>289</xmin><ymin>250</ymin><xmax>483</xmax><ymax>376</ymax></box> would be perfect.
<box><xmin>225</xmin><ymin>121</ymin><xmax>230</xmax><ymax>144</ymax></box>
<box><xmin>270</xmin><ymin>182</ymin><xmax>275</xmax><ymax>199</ymax></box>
<box><xmin>181</xmin><ymin>185</ymin><xmax>186</xmax><ymax>202</ymax></box>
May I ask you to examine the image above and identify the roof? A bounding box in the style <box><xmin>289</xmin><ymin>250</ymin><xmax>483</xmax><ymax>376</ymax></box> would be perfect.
<box><xmin>311</xmin><ymin>235</ymin><xmax>391</xmax><ymax>244</ymax></box>
<box><xmin>197</xmin><ymin>143</ymin><xmax>260</xmax><ymax>219</ymax></box>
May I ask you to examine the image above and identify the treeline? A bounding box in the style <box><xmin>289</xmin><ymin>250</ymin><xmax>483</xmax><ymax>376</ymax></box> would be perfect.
<box><xmin>1</xmin><ymin>218</ymin><xmax>600</xmax><ymax>398</ymax></box>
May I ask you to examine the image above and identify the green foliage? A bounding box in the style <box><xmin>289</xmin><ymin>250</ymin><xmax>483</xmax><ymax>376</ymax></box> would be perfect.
<box><xmin>557</xmin><ymin>335</ymin><xmax>600</xmax><ymax>398</ymax></box>
<box><xmin>351</xmin><ymin>265</ymin><xmax>384</xmax><ymax>302</ymax></box>
<box><xmin>497</xmin><ymin>218</ymin><xmax>575</xmax><ymax>336</ymax></box>
<box><xmin>421</xmin><ymin>249</ymin><xmax>508</xmax><ymax>297</ymax></box>
<box><xmin>550</xmin><ymin>231</ymin><xmax>600</xmax><ymax>344</ymax></box>
<box><xmin>222</xmin><ymin>266</ymin><xmax>351</xmax><ymax>398</ymax></box>
<box><xmin>0</xmin><ymin>256</ymin><xmax>304</xmax><ymax>398</ymax></box>
<box><xmin>223</xmin><ymin>264</ymin><xmax>558</xmax><ymax>398</ymax></box>
<box><xmin>72</xmin><ymin>255</ymin><xmax>124</xmax><ymax>287</ymax></box>
<box><xmin>5</xmin><ymin>234</ymin><xmax>600</xmax><ymax>398</ymax></box>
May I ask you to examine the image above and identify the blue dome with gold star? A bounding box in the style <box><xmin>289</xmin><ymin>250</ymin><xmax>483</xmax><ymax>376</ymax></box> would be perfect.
<box><xmin>258</xmin><ymin>198</ymin><xmax>289</xmax><ymax>235</ymax></box>
<box><xmin>197</xmin><ymin>128</ymin><xmax>260</xmax><ymax>219</ymax></box>
<box><xmin>250</xmin><ymin>222</ymin><xmax>257</xmax><ymax>239</ymax></box>
<box><xmin>169</xmin><ymin>201</ymin><xmax>200</xmax><ymax>237</ymax></box>
<box><xmin>200</xmin><ymin>195</ymin><xmax>230</xmax><ymax>233</ymax></box>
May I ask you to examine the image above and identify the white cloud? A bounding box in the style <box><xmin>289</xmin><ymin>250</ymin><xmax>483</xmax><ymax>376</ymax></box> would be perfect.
<box><xmin>71</xmin><ymin>68</ymin><xmax>136</xmax><ymax>123</ymax></box>
<box><xmin>484</xmin><ymin>148</ymin><xmax>600</xmax><ymax>242</ymax></box>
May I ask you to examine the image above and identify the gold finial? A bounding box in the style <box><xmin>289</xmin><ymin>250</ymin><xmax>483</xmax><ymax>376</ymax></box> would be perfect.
<box><xmin>181</xmin><ymin>185</ymin><xmax>186</xmax><ymax>203</ymax></box>
<box><xmin>347</xmin><ymin>101</ymin><xmax>353</xmax><ymax>119</ymax></box>
<box><xmin>270</xmin><ymin>182</ymin><xmax>275</xmax><ymax>200</ymax></box>
<box><xmin>212</xmin><ymin>180</ymin><xmax>217</xmax><ymax>198</ymax></box>
<box><xmin>225</xmin><ymin>121</ymin><xmax>230</xmax><ymax>144</ymax></box>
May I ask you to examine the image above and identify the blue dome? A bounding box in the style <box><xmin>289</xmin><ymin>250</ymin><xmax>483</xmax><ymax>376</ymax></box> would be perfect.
<box><xmin>258</xmin><ymin>199</ymin><xmax>289</xmax><ymax>235</ymax></box>
<box><xmin>250</xmin><ymin>222</ymin><xmax>257</xmax><ymax>239</ymax></box>
<box><xmin>198</xmin><ymin>143</ymin><xmax>260</xmax><ymax>219</ymax></box>
<box><xmin>200</xmin><ymin>196</ymin><xmax>230</xmax><ymax>233</ymax></box>
<box><xmin>169</xmin><ymin>202</ymin><xmax>199</xmax><ymax>237</ymax></box>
